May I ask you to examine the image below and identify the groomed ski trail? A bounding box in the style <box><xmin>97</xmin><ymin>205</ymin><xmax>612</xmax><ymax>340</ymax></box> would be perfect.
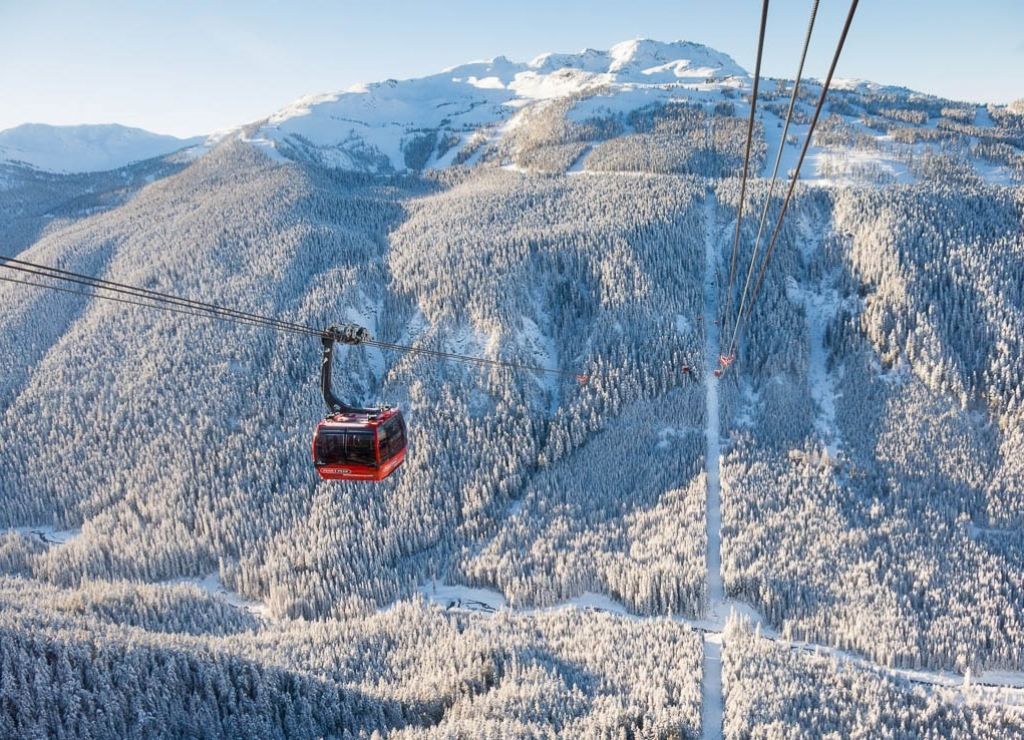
<box><xmin>701</xmin><ymin>192</ymin><xmax>725</xmax><ymax>740</ymax></box>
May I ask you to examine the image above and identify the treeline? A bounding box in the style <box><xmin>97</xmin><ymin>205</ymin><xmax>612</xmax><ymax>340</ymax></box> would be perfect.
<box><xmin>585</xmin><ymin>101</ymin><xmax>765</xmax><ymax>177</ymax></box>
<box><xmin>0</xmin><ymin>576</ymin><xmax>703</xmax><ymax>737</ymax></box>
<box><xmin>723</xmin><ymin>618</ymin><xmax>1024</xmax><ymax>738</ymax></box>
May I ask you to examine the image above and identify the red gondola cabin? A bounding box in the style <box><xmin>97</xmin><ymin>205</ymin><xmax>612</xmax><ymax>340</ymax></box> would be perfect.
<box><xmin>312</xmin><ymin>407</ymin><xmax>407</xmax><ymax>481</ymax></box>
<box><xmin>313</xmin><ymin>323</ymin><xmax>408</xmax><ymax>482</ymax></box>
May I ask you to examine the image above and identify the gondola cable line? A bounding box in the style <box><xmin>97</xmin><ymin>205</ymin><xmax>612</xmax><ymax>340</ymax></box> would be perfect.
<box><xmin>0</xmin><ymin>273</ymin><xmax>318</xmax><ymax>335</ymax></box>
<box><xmin>2</xmin><ymin>256</ymin><xmax>591</xmax><ymax>481</ymax></box>
<box><xmin>0</xmin><ymin>255</ymin><xmax>588</xmax><ymax>381</ymax></box>
<box><xmin>721</xmin><ymin>0</ymin><xmax>771</xmax><ymax>360</ymax></box>
<box><xmin>740</xmin><ymin>0</ymin><xmax>861</xmax><ymax>335</ymax></box>
<box><xmin>1</xmin><ymin>254</ymin><xmax>327</xmax><ymax>338</ymax></box>
<box><xmin>726</xmin><ymin>0</ymin><xmax>821</xmax><ymax>361</ymax></box>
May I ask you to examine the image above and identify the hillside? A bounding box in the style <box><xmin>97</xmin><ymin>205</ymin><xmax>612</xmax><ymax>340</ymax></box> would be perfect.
<box><xmin>1</xmin><ymin>38</ymin><xmax>1023</xmax><ymax>737</ymax></box>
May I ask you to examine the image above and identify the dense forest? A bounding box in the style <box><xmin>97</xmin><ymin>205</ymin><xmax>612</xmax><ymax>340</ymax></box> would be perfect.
<box><xmin>723</xmin><ymin>618</ymin><xmax>1024</xmax><ymax>738</ymax></box>
<box><xmin>0</xmin><ymin>577</ymin><xmax>702</xmax><ymax>737</ymax></box>
<box><xmin>2</xmin><ymin>53</ymin><xmax>1023</xmax><ymax>735</ymax></box>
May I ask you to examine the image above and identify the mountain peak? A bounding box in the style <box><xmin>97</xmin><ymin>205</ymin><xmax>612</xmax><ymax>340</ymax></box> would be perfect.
<box><xmin>607</xmin><ymin>38</ymin><xmax>746</xmax><ymax>79</ymax></box>
<box><xmin>250</xmin><ymin>38</ymin><xmax>750</xmax><ymax>173</ymax></box>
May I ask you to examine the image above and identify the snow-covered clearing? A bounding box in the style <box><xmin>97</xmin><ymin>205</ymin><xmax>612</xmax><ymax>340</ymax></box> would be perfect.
<box><xmin>566</xmin><ymin>142</ymin><xmax>594</xmax><ymax>173</ymax></box>
<box><xmin>238</xmin><ymin>133</ymin><xmax>289</xmax><ymax>163</ymax></box>
<box><xmin>515</xmin><ymin>311</ymin><xmax>560</xmax><ymax>408</ymax></box>
<box><xmin>6</xmin><ymin>525</ymin><xmax>81</xmax><ymax>546</ymax></box>
<box><xmin>785</xmin><ymin>276</ymin><xmax>844</xmax><ymax>457</ymax></box>
<box><xmin>971</xmin><ymin>155</ymin><xmax>1018</xmax><ymax>186</ymax></box>
<box><xmin>701</xmin><ymin>640</ymin><xmax>724</xmax><ymax>739</ymax></box>
<box><xmin>166</xmin><ymin>573</ymin><xmax>272</xmax><ymax>620</ymax></box>
<box><xmin>812</xmin><ymin>145</ymin><xmax>914</xmax><ymax>185</ymax></box>
<box><xmin>500</xmin><ymin>160</ymin><xmax>530</xmax><ymax>173</ymax></box>
<box><xmin>418</xmin><ymin>580</ymin><xmax>507</xmax><ymax>613</ymax></box>
<box><xmin>783</xmin><ymin>215</ymin><xmax>849</xmax><ymax>458</ymax></box>
<box><xmin>418</xmin><ymin>580</ymin><xmax>635</xmax><ymax>619</ymax></box>
<box><xmin>759</xmin><ymin>110</ymin><xmax>795</xmax><ymax>180</ymax></box>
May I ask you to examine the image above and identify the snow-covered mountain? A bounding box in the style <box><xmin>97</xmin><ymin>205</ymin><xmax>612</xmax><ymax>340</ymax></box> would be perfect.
<box><xmin>0</xmin><ymin>123</ymin><xmax>202</xmax><ymax>173</ymax></box>
<box><xmin>248</xmin><ymin>39</ymin><xmax>749</xmax><ymax>172</ymax></box>
<box><xmin>2</xmin><ymin>36</ymin><xmax>1024</xmax><ymax>738</ymax></box>
<box><xmin>5</xmin><ymin>39</ymin><xmax>1016</xmax><ymax>186</ymax></box>
<box><xmin>239</xmin><ymin>37</ymin><xmax>1020</xmax><ymax>187</ymax></box>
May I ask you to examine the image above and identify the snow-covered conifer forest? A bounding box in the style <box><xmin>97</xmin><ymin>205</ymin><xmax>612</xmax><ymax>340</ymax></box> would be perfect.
<box><xmin>2</xmin><ymin>39</ymin><xmax>1023</xmax><ymax>737</ymax></box>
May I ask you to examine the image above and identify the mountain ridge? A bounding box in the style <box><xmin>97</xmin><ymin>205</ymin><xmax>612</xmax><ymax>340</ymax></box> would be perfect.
<box><xmin>1</xmin><ymin>32</ymin><xmax>1024</xmax><ymax>739</ymax></box>
<box><xmin>5</xmin><ymin>38</ymin><xmax>1007</xmax><ymax>179</ymax></box>
<box><xmin>249</xmin><ymin>38</ymin><xmax>751</xmax><ymax>172</ymax></box>
<box><xmin>0</xmin><ymin>122</ymin><xmax>202</xmax><ymax>174</ymax></box>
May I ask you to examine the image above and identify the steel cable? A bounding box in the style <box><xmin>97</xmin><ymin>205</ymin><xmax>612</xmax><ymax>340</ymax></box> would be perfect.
<box><xmin>722</xmin><ymin>0</ymin><xmax>771</xmax><ymax>347</ymax></box>
<box><xmin>742</xmin><ymin>0</ymin><xmax>860</xmax><ymax>331</ymax></box>
<box><xmin>1</xmin><ymin>259</ymin><xmax>587</xmax><ymax>380</ymax></box>
<box><xmin>727</xmin><ymin>0</ymin><xmax>821</xmax><ymax>359</ymax></box>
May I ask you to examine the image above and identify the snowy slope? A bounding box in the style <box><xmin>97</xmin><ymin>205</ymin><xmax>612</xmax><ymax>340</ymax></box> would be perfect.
<box><xmin>2</xmin><ymin>34</ymin><xmax>1024</xmax><ymax>738</ymax></box>
<box><xmin>0</xmin><ymin>123</ymin><xmax>202</xmax><ymax>173</ymax></box>
<box><xmin>240</xmin><ymin>38</ymin><xmax>1022</xmax><ymax>188</ymax></box>
<box><xmin>251</xmin><ymin>39</ymin><xmax>749</xmax><ymax>172</ymax></box>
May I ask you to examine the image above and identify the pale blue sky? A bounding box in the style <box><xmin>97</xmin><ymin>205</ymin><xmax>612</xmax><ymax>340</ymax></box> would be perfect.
<box><xmin>2</xmin><ymin>0</ymin><xmax>1021</xmax><ymax>137</ymax></box>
